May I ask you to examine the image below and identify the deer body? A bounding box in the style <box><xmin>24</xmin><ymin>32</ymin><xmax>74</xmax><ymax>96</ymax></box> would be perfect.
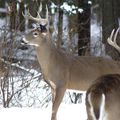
<box><xmin>22</xmin><ymin>4</ymin><xmax>120</xmax><ymax>120</ymax></box>
<box><xmin>23</xmin><ymin>29</ymin><xmax>120</xmax><ymax>120</ymax></box>
<box><xmin>86</xmin><ymin>74</ymin><xmax>120</xmax><ymax>120</ymax></box>
<box><xmin>25</xmin><ymin>31</ymin><xmax>120</xmax><ymax>91</ymax></box>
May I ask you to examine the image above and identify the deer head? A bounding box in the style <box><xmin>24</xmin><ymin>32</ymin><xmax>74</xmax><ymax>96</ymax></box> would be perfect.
<box><xmin>22</xmin><ymin>3</ymin><xmax>49</xmax><ymax>47</ymax></box>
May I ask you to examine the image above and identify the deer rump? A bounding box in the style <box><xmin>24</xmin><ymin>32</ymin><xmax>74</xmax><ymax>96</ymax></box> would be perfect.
<box><xmin>86</xmin><ymin>74</ymin><xmax>120</xmax><ymax>120</ymax></box>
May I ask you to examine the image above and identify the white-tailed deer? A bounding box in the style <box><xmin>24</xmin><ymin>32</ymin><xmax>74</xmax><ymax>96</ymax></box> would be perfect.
<box><xmin>22</xmin><ymin>4</ymin><xmax>120</xmax><ymax>120</ymax></box>
<box><xmin>86</xmin><ymin>74</ymin><xmax>120</xmax><ymax>120</ymax></box>
<box><xmin>86</xmin><ymin>28</ymin><xmax>120</xmax><ymax>120</ymax></box>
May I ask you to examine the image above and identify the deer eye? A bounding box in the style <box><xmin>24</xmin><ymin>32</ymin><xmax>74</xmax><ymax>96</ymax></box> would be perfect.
<box><xmin>33</xmin><ymin>31</ymin><xmax>39</xmax><ymax>38</ymax></box>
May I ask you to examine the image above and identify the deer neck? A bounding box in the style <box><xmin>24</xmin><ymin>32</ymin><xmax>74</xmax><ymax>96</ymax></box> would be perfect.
<box><xmin>36</xmin><ymin>38</ymin><xmax>57</xmax><ymax>74</ymax></box>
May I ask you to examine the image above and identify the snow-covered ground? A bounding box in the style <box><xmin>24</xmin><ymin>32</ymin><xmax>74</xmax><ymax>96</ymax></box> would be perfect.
<box><xmin>0</xmin><ymin>103</ymin><xmax>87</xmax><ymax>120</ymax></box>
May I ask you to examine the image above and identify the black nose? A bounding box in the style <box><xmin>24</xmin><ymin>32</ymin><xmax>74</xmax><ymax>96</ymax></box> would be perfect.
<box><xmin>21</xmin><ymin>39</ymin><xmax>27</xmax><ymax>44</ymax></box>
<box><xmin>21</xmin><ymin>37</ymin><xmax>28</xmax><ymax>45</ymax></box>
<box><xmin>19</xmin><ymin>38</ymin><xmax>28</xmax><ymax>50</ymax></box>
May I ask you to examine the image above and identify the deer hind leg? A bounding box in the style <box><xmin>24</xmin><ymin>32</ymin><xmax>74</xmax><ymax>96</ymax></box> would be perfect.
<box><xmin>51</xmin><ymin>87</ymin><xmax>66</xmax><ymax>120</ymax></box>
<box><xmin>86</xmin><ymin>99</ymin><xmax>93</xmax><ymax>120</ymax></box>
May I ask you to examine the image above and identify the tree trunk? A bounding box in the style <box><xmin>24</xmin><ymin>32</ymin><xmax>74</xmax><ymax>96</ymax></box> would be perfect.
<box><xmin>78</xmin><ymin>0</ymin><xmax>91</xmax><ymax>56</ymax></box>
<box><xmin>90</xmin><ymin>0</ymin><xmax>103</xmax><ymax>56</ymax></box>
<box><xmin>101</xmin><ymin>0</ymin><xmax>119</xmax><ymax>60</ymax></box>
<box><xmin>9</xmin><ymin>0</ymin><xmax>17</xmax><ymax>30</ymax></box>
<box><xmin>0</xmin><ymin>0</ymin><xmax>6</xmax><ymax>17</ymax></box>
<box><xmin>57</xmin><ymin>2</ymin><xmax>63</xmax><ymax>48</ymax></box>
<box><xmin>19</xmin><ymin>1</ymin><xmax>25</xmax><ymax>31</ymax></box>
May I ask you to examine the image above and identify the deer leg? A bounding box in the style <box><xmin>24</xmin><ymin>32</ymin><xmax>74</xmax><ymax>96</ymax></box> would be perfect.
<box><xmin>86</xmin><ymin>100</ymin><xmax>93</xmax><ymax>120</ymax></box>
<box><xmin>51</xmin><ymin>87</ymin><xmax>66</xmax><ymax>120</ymax></box>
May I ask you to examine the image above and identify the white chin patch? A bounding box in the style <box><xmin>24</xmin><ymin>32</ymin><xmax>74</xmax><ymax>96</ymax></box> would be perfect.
<box><xmin>29</xmin><ymin>43</ymin><xmax>39</xmax><ymax>47</ymax></box>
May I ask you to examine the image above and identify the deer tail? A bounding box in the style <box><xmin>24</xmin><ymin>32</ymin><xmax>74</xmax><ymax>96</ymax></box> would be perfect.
<box><xmin>87</xmin><ymin>92</ymin><xmax>105</xmax><ymax>119</ymax></box>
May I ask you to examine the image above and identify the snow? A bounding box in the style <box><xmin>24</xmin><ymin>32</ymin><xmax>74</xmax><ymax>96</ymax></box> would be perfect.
<box><xmin>0</xmin><ymin>103</ymin><xmax>87</xmax><ymax>120</ymax></box>
<box><xmin>0</xmin><ymin>89</ymin><xmax>87</xmax><ymax>120</ymax></box>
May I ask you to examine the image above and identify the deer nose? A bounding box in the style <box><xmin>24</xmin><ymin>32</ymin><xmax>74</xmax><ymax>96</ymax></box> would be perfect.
<box><xmin>21</xmin><ymin>37</ymin><xmax>28</xmax><ymax>45</ymax></box>
<box><xmin>18</xmin><ymin>37</ymin><xmax>29</xmax><ymax>50</ymax></box>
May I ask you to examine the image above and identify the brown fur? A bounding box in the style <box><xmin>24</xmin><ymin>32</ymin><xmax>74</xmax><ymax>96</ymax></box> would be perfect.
<box><xmin>86</xmin><ymin>74</ymin><xmax>120</xmax><ymax>120</ymax></box>
<box><xmin>23</xmin><ymin>8</ymin><xmax>120</xmax><ymax>120</ymax></box>
<box><xmin>23</xmin><ymin>28</ymin><xmax>120</xmax><ymax>120</ymax></box>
